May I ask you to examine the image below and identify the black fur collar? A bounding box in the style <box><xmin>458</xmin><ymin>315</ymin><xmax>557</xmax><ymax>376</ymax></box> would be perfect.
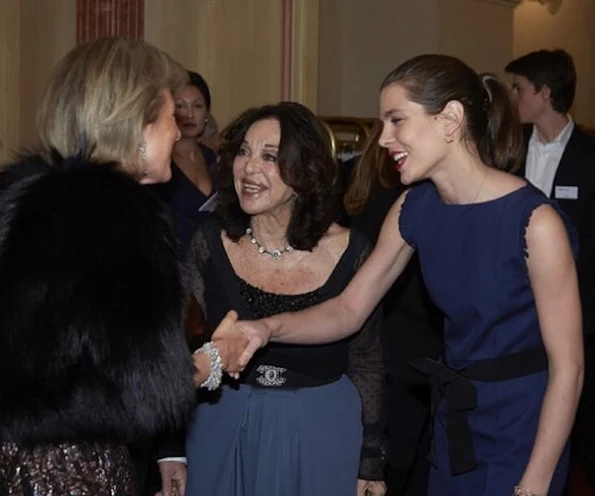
<box><xmin>0</xmin><ymin>154</ymin><xmax>195</xmax><ymax>445</ymax></box>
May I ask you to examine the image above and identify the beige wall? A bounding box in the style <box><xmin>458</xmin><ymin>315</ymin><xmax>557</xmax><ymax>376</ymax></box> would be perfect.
<box><xmin>318</xmin><ymin>0</ymin><xmax>518</xmax><ymax>118</ymax></box>
<box><xmin>144</xmin><ymin>0</ymin><xmax>202</xmax><ymax>70</ymax></box>
<box><xmin>318</xmin><ymin>0</ymin><xmax>439</xmax><ymax>117</ymax></box>
<box><xmin>513</xmin><ymin>0</ymin><xmax>595</xmax><ymax>126</ymax></box>
<box><xmin>146</xmin><ymin>0</ymin><xmax>319</xmax><ymax>128</ymax></box>
<box><xmin>438</xmin><ymin>0</ymin><xmax>514</xmax><ymax>77</ymax></box>
<box><xmin>5</xmin><ymin>0</ymin><xmax>595</xmax><ymax>158</ymax></box>
<box><xmin>0</xmin><ymin>0</ymin><xmax>317</xmax><ymax>161</ymax></box>
<box><xmin>0</xmin><ymin>0</ymin><xmax>21</xmax><ymax>163</ymax></box>
<box><xmin>291</xmin><ymin>0</ymin><xmax>319</xmax><ymax>112</ymax></box>
<box><xmin>0</xmin><ymin>0</ymin><xmax>75</xmax><ymax>163</ymax></box>
<box><xmin>19</xmin><ymin>0</ymin><xmax>76</xmax><ymax>147</ymax></box>
<box><xmin>193</xmin><ymin>0</ymin><xmax>284</xmax><ymax>127</ymax></box>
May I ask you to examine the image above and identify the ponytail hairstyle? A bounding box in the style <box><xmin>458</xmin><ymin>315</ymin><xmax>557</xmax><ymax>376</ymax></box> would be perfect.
<box><xmin>380</xmin><ymin>54</ymin><xmax>523</xmax><ymax>172</ymax></box>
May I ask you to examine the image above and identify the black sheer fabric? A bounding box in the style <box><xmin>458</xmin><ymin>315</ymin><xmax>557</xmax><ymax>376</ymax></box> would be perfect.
<box><xmin>187</xmin><ymin>220</ymin><xmax>386</xmax><ymax>480</ymax></box>
<box><xmin>0</xmin><ymin>441</ymin><xmax>136</xmax><ymax>495</ymax></box>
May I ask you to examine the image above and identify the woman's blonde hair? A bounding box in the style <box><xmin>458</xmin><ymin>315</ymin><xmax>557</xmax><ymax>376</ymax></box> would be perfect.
<box><xmin>36</xmin><ymin>37</ymin><xmax>187</xmax><ymax>177</ymax></box>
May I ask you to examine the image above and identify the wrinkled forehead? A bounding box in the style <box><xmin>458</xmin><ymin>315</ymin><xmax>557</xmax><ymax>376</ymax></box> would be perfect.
<box><xmin>244</xmin><ymin>118</ymin><xmax>281</xmax><ymax>146</ymax></box>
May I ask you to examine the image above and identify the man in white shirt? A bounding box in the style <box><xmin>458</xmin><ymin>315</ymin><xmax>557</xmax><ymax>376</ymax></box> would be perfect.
<box><xmin>507</xmin><ymin>48</ymin><xmax>595</xmax><ymax>489</ymax></box>
<box><xmin>506</xmin><ymin>50</ymin><xmax>576</xmax><ymax>193</ymax></box>
<box><xmin>524</xmin><ymin>115</ymin><xmax>574</xmax><ymax>197</ymax></box>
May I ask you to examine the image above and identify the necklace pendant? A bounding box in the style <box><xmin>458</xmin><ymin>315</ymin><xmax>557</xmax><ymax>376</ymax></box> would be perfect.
<box><xmin>246</xmin><ymin>226</ymin><xmax>292</xmax><ymax>260</ymax></box>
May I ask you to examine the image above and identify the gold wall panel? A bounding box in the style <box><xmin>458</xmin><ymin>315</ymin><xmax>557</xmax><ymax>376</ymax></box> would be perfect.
<box><xmin>0</xmin><ymin>0</ymin><xmax>21</xmax><ymax>163</ymax></box>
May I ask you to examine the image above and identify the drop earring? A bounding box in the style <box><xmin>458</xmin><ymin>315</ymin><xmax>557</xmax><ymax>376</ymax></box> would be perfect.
<box><xmin>138</xmin><ymin>140</ymin><xmax>148</xmax><ymax>176</ymax></box>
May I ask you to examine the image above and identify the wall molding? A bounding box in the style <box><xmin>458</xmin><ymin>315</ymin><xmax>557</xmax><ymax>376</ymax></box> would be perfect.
<box><xmin>281</xmin><ymin>0</ymin><xmax>293</xmax><ymax>100</ymax></box>
<box><xmin>290</xmin><ymin>0</ymin><xmax>319</xmax><ymax>110</ymax></box>
<box><xmin>0</xmin><ymin>0</ymin><xmax>20</xmax><ymax>163</ymax></box>
<box><xmin>526</xmin><ymin>0</ymin><xmax>563</xmax><ymax>14</ymax></box>
<box><xmin>77</xmin><ymin>0</ymin><xmax>144</xmax><ymax>43</ymax></box>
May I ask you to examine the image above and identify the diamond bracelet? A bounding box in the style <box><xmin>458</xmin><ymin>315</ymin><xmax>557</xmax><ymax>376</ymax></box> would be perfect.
<box><xmin>194</xmin><ymin>341</ymin><xmax>223</xmax><ymax>391</ymax></box>
<box><xmin>513</xmin><ymin>485</ymin><xmax>538</xmax><ymax>496</ymax></box>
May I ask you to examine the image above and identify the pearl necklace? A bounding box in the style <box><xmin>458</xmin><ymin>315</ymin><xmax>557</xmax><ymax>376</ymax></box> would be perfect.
<box><xmin>245</xmin><ymin>227</ymin><xmax>293</xmax><ymax>260</ymax></box>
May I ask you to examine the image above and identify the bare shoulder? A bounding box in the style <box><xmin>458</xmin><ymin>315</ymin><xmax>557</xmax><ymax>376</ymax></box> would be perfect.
<box><xmin>380</xmin><ymin>188</ymin><xmax>410</xmax><ymax>237</ymax></box>
<box><xmin>526</xmin><ymin>203</ymin><xmax>566</xmax><ymax>239</ymax></box>
<box><xmin>525</xmin><ymin>203</ymin><xmax>574</xmax><ymax>261</ymax></box>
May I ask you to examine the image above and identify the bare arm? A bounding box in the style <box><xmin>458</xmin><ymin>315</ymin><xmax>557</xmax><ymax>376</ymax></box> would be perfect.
<box><xmin>238</xmin><ymin>191</ymin><xmax>414</xmax><ymax>348</ymax></box>
<box><xmin>519</xmin><ymin>205</ymin><xmax>584</xmax><ymax>495</ymax></box>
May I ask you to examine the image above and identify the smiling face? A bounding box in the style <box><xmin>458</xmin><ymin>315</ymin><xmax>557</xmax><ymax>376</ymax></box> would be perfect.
<box><xmin>174</xmin><ymin>84</ymin><xmax>209</xmax><ymax>139</ymax></box>
<box><xmin>232</xmin><ymin>118</ymin><xmax>296</xmax><ymax>217</ymax></box>
<box><xmin>378</xmin><ymin>83</ymin><xmax>448</xmax><ymax>185</ymax></box>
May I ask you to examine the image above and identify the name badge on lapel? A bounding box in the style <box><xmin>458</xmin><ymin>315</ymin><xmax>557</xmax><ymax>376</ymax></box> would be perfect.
<box><xmin>554</xmin><ymin>186</ymin><xmax>579</xmax><ymax>200</ymax></box>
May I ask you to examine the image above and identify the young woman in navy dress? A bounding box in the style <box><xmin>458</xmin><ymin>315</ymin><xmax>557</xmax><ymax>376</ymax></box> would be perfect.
<box><xmin>237</xmin><ymin>55</ymin><xmax>583</xmax><ymax>496</ymax></box>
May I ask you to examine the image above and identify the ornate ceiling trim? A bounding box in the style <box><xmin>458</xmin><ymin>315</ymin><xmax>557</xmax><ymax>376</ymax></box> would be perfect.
<box><xmin>527</xmin><ymin>0</ymin><xmax>563</xmax><ymax>14</ymax></box>
<box><xmin>476</xmin><ymin>0</ymin><xmax>522</xmax><ymax>6</ymax></box>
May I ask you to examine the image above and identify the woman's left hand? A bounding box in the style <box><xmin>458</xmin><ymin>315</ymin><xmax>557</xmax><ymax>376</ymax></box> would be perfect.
<box><xmin>236</xmin><ymin>319</ymin><xmax>271</xmax><ymax>367</ymax></box>
<box><xmin>357</xmin><ymin>479</ymin><xmax>387</xmax><ymax>496</ymax></box>
<box><xmin>211</xmin><ymin>310</ymin><xmax>248</xmax><ymax>375</ymax></box>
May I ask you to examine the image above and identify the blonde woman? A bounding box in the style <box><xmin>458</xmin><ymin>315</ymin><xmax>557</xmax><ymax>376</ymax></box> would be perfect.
<box><xmin>0</xmin><ymin>37</ymin><xmax>245</xmax><ymax>496</ymax></box>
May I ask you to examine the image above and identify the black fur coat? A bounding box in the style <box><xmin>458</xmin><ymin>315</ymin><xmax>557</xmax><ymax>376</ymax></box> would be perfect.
<box><xmin>0</xmin><ymin>154</ymin><xmax>196</xmax><ymax>446</ymax></box>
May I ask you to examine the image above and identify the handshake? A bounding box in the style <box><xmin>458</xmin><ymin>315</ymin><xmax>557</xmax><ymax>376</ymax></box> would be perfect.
<box><xmin>191</xmin><ymin>311</ymin><xmax>270</xmax><ymax>387</ymax></box>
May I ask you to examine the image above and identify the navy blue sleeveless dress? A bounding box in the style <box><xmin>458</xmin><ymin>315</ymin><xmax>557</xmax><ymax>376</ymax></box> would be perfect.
<box><xmin>399</xmin><ymin>181</ymin><xmax>578</xmax><ymax>496</ymax></box>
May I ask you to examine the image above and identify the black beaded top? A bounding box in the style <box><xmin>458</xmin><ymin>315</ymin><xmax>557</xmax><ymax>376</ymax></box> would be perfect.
<box><xmin>188</xmin><ymin>219</ymin><xmax>386</xmax><ymax>480</ymax></box>
<box><xmin>236</xmin><ymin>275</ymin><xmax>323</xmax><ymax>318</ymax></box>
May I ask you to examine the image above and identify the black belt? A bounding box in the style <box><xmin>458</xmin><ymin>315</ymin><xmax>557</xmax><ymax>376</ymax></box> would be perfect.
<box><xmin>242</xmin><ymin>363</ymin><xmax>342</xmax><ymax>389</ymax></box>
<box><xmin>409</xmin><ymin>347</ymin><xmax>548</xmax><ymax>475</ymax></box>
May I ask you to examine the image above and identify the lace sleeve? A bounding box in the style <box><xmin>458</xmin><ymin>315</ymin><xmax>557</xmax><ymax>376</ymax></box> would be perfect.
<box><xmin>346</xmin><ymin>246</ymin><xmax>387</xmax><ymax>481</ymax></box>
<box><xmin>183</xmin><ymin>225</ymin><xmax>214</xmax><ymax>348</ymax></box>
<box><xmin>185</xmin><ymin>225</ymin><xmax>212</xmax><ymax>314</ymax></box>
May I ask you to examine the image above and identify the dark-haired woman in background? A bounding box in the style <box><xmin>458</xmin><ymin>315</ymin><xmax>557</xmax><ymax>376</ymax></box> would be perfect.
<box><xmin>182</xmin><ymin>101</ymin><xmax>386</xmax><ymax>495</ymax></box>
<box><xmin>151</xmin><ymin>70</ymin><xmax>218</xmax><ymax>252</ymax></box>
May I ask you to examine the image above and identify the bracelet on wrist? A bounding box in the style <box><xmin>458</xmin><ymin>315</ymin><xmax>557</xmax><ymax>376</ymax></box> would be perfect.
<box><xmin>513</xmin><ymin>484</ymin><xmax>538</xmax><ymax>496</ymax></box>
<box><xmin>194</xmin><ymin>341</ymin><xmax>223</xmax><ymax>391</ymax></box>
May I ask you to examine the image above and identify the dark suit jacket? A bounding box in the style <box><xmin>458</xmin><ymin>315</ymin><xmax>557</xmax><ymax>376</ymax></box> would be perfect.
<box><xmin>518</xmin><ymin>124</ymin><xmax>595</xmax><ymax>340</ymax></box>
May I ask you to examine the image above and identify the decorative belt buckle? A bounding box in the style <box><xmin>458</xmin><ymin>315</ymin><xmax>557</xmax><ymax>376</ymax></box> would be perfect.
<box><xmin>255</xmin><ymin>364</ymin><xmax>287</xmax><ymax>387</ymax></box>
